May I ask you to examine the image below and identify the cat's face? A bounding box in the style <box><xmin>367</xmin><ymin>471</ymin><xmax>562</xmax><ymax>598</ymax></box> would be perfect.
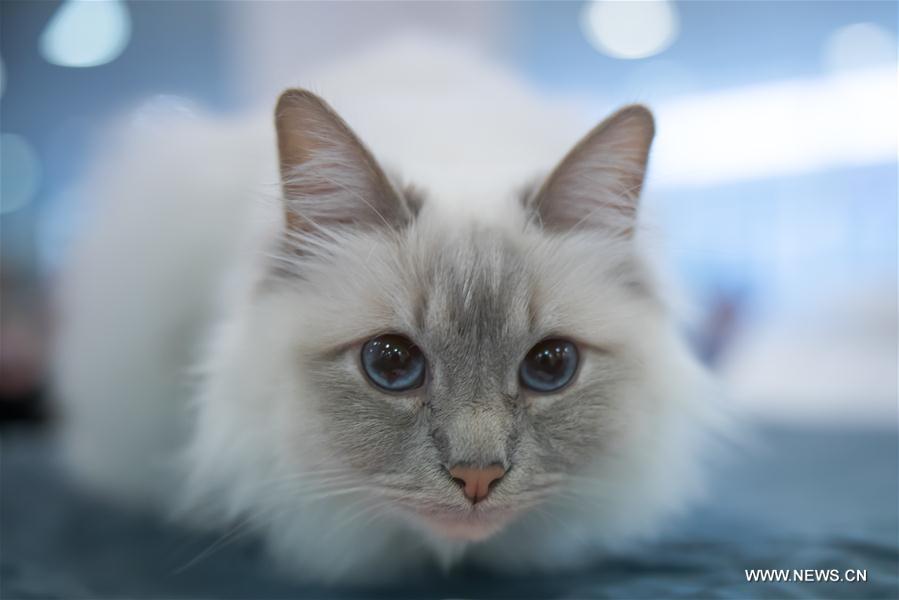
<box><xmin>266</xmin><ymin>90</ymin><xmax>657</xmax><ymax>541</ymax></box>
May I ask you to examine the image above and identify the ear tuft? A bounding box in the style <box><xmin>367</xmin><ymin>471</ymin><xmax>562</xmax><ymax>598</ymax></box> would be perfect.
<box><xmin>527</xmin><ymin>104</ymin><xmax>655</xmax><ymax>237</ymax></box>
<box><xmin>274</xmin><ymin>89</ymin><xmax>415</xmax><ymax>236</ymax></box>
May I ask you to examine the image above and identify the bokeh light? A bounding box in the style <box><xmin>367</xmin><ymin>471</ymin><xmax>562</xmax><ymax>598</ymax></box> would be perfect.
<box><xmin>823</xmin><ymin>22</ymin><xmax>897</xmax><ymax>72</ymax></box>
<box><xmin>580</xmin><ymin>0</ymin><xmax>679</xmax><ymax>60</ymax></box>
<box><xmin>39</xmin><ymin>0</ymin><xmax>132</xmax><ymax>68</ymax></box>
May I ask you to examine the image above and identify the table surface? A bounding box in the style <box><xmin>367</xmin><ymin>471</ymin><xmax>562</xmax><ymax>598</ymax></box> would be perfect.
<box><xmin>2</xmin><ymin>423</ymin><xmax>897</xmax><ymax>599</ymax></box>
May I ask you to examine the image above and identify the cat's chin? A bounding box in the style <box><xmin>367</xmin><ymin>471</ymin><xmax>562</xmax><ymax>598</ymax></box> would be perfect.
<box><xmin>416</xmin><ymin>508</ymin><xmax>515</xmax><ymax>542</ymax></box>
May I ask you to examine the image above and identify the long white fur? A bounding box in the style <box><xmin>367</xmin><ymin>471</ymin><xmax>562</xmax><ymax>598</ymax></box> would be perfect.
<box><xmin>54</xmin><ymin>37</ymin><xmax>716</xmax><ymax>583</ymax></box>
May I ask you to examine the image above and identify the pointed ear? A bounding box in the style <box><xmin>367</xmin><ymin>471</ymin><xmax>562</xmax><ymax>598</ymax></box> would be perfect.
<box><xmin>275</xmin><ymin>89</ymin><xmax>416</xmax><ymax>235</ymax></box>
<box><xmin>526</xmin><ymin>105</ymin><xmax>655</xmax><ymax>237</ymax></box>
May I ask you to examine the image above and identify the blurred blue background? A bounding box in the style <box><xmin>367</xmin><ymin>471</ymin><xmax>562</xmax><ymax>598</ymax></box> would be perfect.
<box><xmin>1</xmin><ymin>0</ymin><xmax>896</xmax><ymax>426</ymax></box>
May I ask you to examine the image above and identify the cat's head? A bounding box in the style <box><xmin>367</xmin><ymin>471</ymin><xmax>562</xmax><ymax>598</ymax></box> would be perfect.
<box><xmin>243</xmin><ymin>89</ymin><xmax>664</xmax><ymax>542</ymax></box>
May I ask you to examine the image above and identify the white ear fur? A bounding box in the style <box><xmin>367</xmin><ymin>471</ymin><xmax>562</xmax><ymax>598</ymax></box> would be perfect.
<box><xmin>274</xmin><ymin>89</ymin><xmax>414</xmax><ymax>236</ymax></box>
<box><xmin>528</xmin><ymin>105</ymin><xmax>655</xmax><ymax>237</ymax></box>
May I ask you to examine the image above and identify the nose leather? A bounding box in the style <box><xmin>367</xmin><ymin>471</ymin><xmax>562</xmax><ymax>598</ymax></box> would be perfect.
<box><xmin>448</xmin><ymin>464</ymin><xmax>506</xmax><ymax>503</ymax></box>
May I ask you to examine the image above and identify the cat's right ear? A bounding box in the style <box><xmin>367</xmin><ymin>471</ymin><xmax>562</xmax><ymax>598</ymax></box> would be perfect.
<box><xmin>274</xmin><ymin>89</ymin><xmax>416</xmax><ymax>235</ymax></box>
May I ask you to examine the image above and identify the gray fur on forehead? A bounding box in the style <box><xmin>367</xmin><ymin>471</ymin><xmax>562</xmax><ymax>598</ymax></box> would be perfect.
<box><xmin>417</xmin><ymin>229</ymin><xmax>533</xmax><ymax>340</ymax></box>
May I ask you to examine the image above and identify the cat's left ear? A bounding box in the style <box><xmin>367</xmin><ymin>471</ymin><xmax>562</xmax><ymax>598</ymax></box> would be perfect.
<box><xmin>526</xmin><ymin>105</ymin><xmax>655</xmax><ymax>237</ymax></box>
<box><xmin>275</xmin><ymin>89</ymin><xmax>416</xmax><ymax>235</ymax></box>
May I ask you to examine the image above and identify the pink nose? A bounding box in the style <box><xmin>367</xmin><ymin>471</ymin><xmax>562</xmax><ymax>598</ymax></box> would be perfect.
<box><xmin>448</xmin><ymin>464</ymin><xmax>506</xmax><ymax>504</ymax></box>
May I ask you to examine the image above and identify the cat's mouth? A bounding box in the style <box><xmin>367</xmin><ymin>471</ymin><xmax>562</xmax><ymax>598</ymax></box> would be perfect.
<box><xmin>412</xmin><ymin>506</ymin><xmax>516</xmax><ymax>541</ymax></box>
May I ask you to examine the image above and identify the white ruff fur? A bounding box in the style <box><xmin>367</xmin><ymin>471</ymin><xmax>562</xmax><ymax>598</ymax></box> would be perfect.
<box><xmin>54</xmin><ymin>37</ymin><xmax>716</xmax><ymax>584</ymax></box>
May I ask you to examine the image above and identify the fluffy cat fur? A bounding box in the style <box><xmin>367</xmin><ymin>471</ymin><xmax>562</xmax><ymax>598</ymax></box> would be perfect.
<box><xmin>55</xmin><ymin>40</ymin><xmax>713</xmax><ymax>584</ymax></box>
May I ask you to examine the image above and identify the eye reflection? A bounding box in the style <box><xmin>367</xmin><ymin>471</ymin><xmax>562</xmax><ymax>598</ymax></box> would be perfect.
<box><xmin>361</xmin><ymin>334</ymin><xmax>426</xmax><ymax>392</ymax></box>
<box><xmin>519</xmin><ymin>339</ymin><xmax>579</xmax><ymax>393</ymax></box>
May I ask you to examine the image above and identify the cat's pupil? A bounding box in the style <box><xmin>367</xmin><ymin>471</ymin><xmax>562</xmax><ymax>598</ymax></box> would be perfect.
<box><xmin>519</xmin><ymin>339</ymin><xmax>578</xmax><ymax>393</ymax></box>
<box><xmin>378</xmin><ymin>344</ymin><xmax>408</xmax><ymax>380</ymax></box>
<box><xmin>361</xmin><ymin>334</ymin><xmax>425</xmax><ymax>392</ymax></box>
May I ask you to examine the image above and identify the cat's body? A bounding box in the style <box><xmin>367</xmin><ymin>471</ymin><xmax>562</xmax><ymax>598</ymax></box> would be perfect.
<box><xmin>55</xmin><ymin>41</ymin><xmax>712</xmax><ymax>583</ymax></box>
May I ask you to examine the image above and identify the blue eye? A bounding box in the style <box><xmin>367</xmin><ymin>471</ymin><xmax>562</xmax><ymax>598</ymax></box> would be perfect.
<box><xmin>361</xmin><ymin>334</ymin><xmax>426</xmax><ymax>392</ymax></box>
<box><xmin>519</xmin><ymin>339</ymin><xmax>579</xmax><ymax>393</ymax></box>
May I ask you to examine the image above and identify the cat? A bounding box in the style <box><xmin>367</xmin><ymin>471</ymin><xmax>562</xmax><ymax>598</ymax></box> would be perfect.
<box><xmin>54</xmin><ymin>40</ymin><xmax>713</xmax><ymax>585</ymax></box>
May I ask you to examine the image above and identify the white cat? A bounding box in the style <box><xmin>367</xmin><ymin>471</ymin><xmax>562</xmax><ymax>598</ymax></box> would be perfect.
<box><xmin>55</xmin><ymin>39</ymin><xmax>714</xmax><ymax>584</ymax></box>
